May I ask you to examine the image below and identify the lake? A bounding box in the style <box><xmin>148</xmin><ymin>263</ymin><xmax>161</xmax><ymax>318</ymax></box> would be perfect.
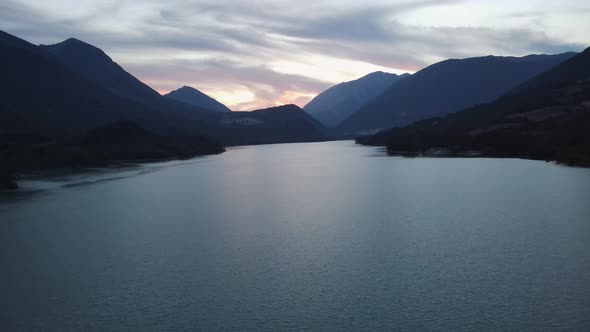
<box><xmin>1</xmin><ymin>140</ymin><xmax>589</xmax><ymax>331</ymax></box>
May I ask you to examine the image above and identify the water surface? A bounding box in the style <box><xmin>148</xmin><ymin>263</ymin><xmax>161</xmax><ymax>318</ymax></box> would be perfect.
<box><xmin>1</xmin><ymin>141</ymin><xmax>590</xmax><ymax>330</ymax></box>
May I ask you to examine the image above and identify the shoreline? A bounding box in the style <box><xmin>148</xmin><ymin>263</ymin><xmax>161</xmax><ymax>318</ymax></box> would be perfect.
<box><xmin>383</xmin><ymin>148</ymin><xmax>590</xmax><ymax>168</ymax></box>
<box><xmin>1</xmin><ymin>150</ymin><xmax>225</xmax><ymax>192</ymax></box>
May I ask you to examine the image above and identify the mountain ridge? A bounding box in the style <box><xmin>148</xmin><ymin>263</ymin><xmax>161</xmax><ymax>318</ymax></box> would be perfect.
<box><xmin>208</xmin><ymin>104</ymin><xmax>329</xmax><ymax>146</ymax></box>
<box><xmin>165</xmin><ymin>86</ymin><xmax>232</xmax><ymax>112</ymax></box>
<box><xmin>338</xmin><ymin>52</ymin><xmax>577</xmax><ymax>135</ymax></box>
<box><xmin>0</xmin><ymin>31</ymin><xmax>226</xmax><ymax>177</ymax></box>
<box><xmin>304</xmin><ymin>71</ymin><xmax>408</xmax><ymax>127</ymax></box>
<box><xmin>356</xmin><ymin>47</ymin><xmax>590</xmax><ymax>166</ymax></box>
<box><xmin>40</xmin><ymin>38</ymin><xmax>163</xmax><ymax>103</ymax></box>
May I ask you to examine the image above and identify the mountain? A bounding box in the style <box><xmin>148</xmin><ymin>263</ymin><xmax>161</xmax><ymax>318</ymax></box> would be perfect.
<box><xmin>357</xmin><ymin>47</ymin><xmax>590</xmax><ymax>167</ymax></box>
<box><xmin>1</xmin><ymin>30</ymin><xmax>330</xmax><ymax>145</ymax></box>
<box><xmin>165</xmin><ymin>86</ymin><xmax>232</xmax><ymax>112</ymax></box>
<box><xmin>0</xmin><ymin>31</ymin><xmax>222</xmax><ymax>136</ymax></box>
<box><xmin>39</xmin><ymin>37</ymin><xmax>221</xmax><ymax>130</ymax></box>
<box><xmin>0</xmin><ymin>30</ymin><xmax>332</xmax><ymax>178</ymax></box>
<box><xmin>304</xmin><ymin>71</ymin><xmax>408</xmax><ymax>127</ymax></box>
<box><xmin>207</xmin><ymin>104</ymin><xmax>328</xmax><ymax>145</ymax></box>
<box><xmin>0</xmin><ymin>30</ymin><xmax>147</xmax><ymax>134</ymax></box>
<box><xmin>41</xmin><ymin>38</ymin><xmax>162</xmax><ymax>102</ymax></box>
<box><xmin>36</xmin><ymin>34</ymin><xmax>322</xmax><ymax>145</ymax></box>
<box><xmin>0</xmin><ymin>30</ymin><xmax>224</xmax><ymax>174</ymax></box>
<box><xmin>338</xmin><ymin>52</ymin><xmax>576</xmax><ymax>135</ymax></box>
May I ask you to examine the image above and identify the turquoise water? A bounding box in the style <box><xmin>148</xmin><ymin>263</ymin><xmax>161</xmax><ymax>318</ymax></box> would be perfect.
<box><xmin>1</xmin><ymin>141</ymin><xmax>590</xmax><ymax>330</ymax></box>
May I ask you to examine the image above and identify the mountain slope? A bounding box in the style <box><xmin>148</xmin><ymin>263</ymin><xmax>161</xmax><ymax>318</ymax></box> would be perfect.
<box><xmin>2</xmin><ymin>121</ymin><xmax>224</xmax><ymax>172</ymax></box>
<box><xmin>0</xmin><ymin>31</ymin><xmax>147</xmax><ymax>134</ymax></box>
<box><xmin>304</xmin><ymin>71</ymin><xmax>408</xmax><ymax>127</ymax></box>
<box><xmin>208</xmin><ymin>104</ymin><xmax>328</xmax><ymax>145</ymax></box>
<box><xmin>339</xmin><ymin>52</ymin><xmax>576</xmax><ymax>134</ymax></box>
<box><xmin>0</xmin><ymin>30</ymin><xmax>39</xmax><ymax>52</ymax></box>
<box><xmin>39</xmin><ymin>37</ymin><xmax>220</xmax><ymax>132</ymax></box>
<box><xmin>0</xmin><ymin>30</ymin><xmax>225</xmax><ymax>174</ymax></box>
<box><xmin>2</xmin><ymin>31</ymin><xmax>333</xmax><ymax>148</ymax></box>
<box><xmin>41</xmin><ymin>38</ymin><xmax>161</xmax><ymax>102</ymax></box>
<box><xmin>165</xmin><ymin>86</ymin><xmax>231</xmax><ymax>112</ymax></box>
<box><xmin>357</xmin><ymin>47</ymin><xmax>590</xmax><ymax>166</ymax></box>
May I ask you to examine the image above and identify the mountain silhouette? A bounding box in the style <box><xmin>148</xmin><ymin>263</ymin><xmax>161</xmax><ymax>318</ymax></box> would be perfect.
<box><xmin>0</xmin><ymin>31</ymin><xmax>224</xmax><ymax>172</ymax></box>
<box><xmin>35</xmin><ymin>34</ymin><xmax>323</xmax><ymax>145</ymax></box>
<box><xmin>165</xmin><ymin>86</ymin><xmax>232</xmax><ymax>112</ymax></box>
<box><xmin>207</xmin><ymin>104</ymin><xmax>328</xmax><ymax>145</ymax></box>
<box><xmin>39</xmin><ymin>36</ymin><xmax>221</xmax><ymax>132</ymax></box>
<box><xmin>0</xmin><ymin>30</ymin><xmax>160</xmax><ymax>134</ymax></box>
<box><xmin>0</xmin><ymin>30</ymin><xmax>330</xmax><ymax>175</ymax></box>
<box><xmin>304</xmin><ymin>71</ymin><xmax>408</xmax><ymax>127</ymax></box>
<box><xmin>339</xmin><ymin>52</ymin><xmax>576</xmax><ymax>135</ymax></box>
<box><xmin>357</xmin><ymin>47</ymin><xmax>590</xmax><ymax>166</ymax></box>
<box><xmin>41</xmin><ymin>38</ymin><xmax>162</xmax><ymax>102</ymax></box>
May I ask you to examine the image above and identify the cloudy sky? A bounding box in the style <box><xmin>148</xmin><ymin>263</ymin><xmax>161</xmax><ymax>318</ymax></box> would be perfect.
<box><xmin>2</xmin><ymin>0</ymin><xmax>589</xmax><ymax>111</ymax></box>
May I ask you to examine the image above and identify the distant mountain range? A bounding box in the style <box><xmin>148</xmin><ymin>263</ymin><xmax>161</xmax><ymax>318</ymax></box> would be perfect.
<box><xmin>0</xmin><ymin>30</ymin><xmax>218</xmax><ymax>136</ymax></box>
<box><xmin>304</xmin><ymin>71</ymin><xmax>408</xmax><ymax>127</ymax></box>
<box><xmin>357</xmin><ymin>47</ymin><xmax>590</xmax><ymax>167</ymax></box>
<box><xmin>0</xmin><ymin>30</ymin><xmax>225</xmax><ymax>177</ymax></box>
<box><xmin>1</xmin><ymin>28</ymin><xmax>588</xmax><ymax>188</ymax></box>
<box><xmin>338</xmin><ymin>52</ymin><xmax>576</xmax><ymax>135</ymax></box>
<box><xmin>165</xmin><ymin>86</ymin><xmax>231</xmax><ymax>112</ymax></box>
<box><xmin>0</xmin><ymin>30</ymin><xmax>328</xmax><ymax>182</ymax></box>
<box><xmin>38</xmin><ymin>36</ymin><xmax>225</xmax><ymax>135</ymax></box>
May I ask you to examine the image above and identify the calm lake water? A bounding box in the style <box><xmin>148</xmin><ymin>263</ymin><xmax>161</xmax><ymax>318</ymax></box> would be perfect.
<box><xmin>1</xmin><ymin>141</ymin><xmax>590</xmax><ymax>331</ymax></box>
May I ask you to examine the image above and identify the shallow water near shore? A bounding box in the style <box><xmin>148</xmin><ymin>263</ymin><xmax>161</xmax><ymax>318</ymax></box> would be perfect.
<box><xmin>1</xmin><ymin>140</ymin><xmax>589</xmax><ymax>330</ymax></box>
